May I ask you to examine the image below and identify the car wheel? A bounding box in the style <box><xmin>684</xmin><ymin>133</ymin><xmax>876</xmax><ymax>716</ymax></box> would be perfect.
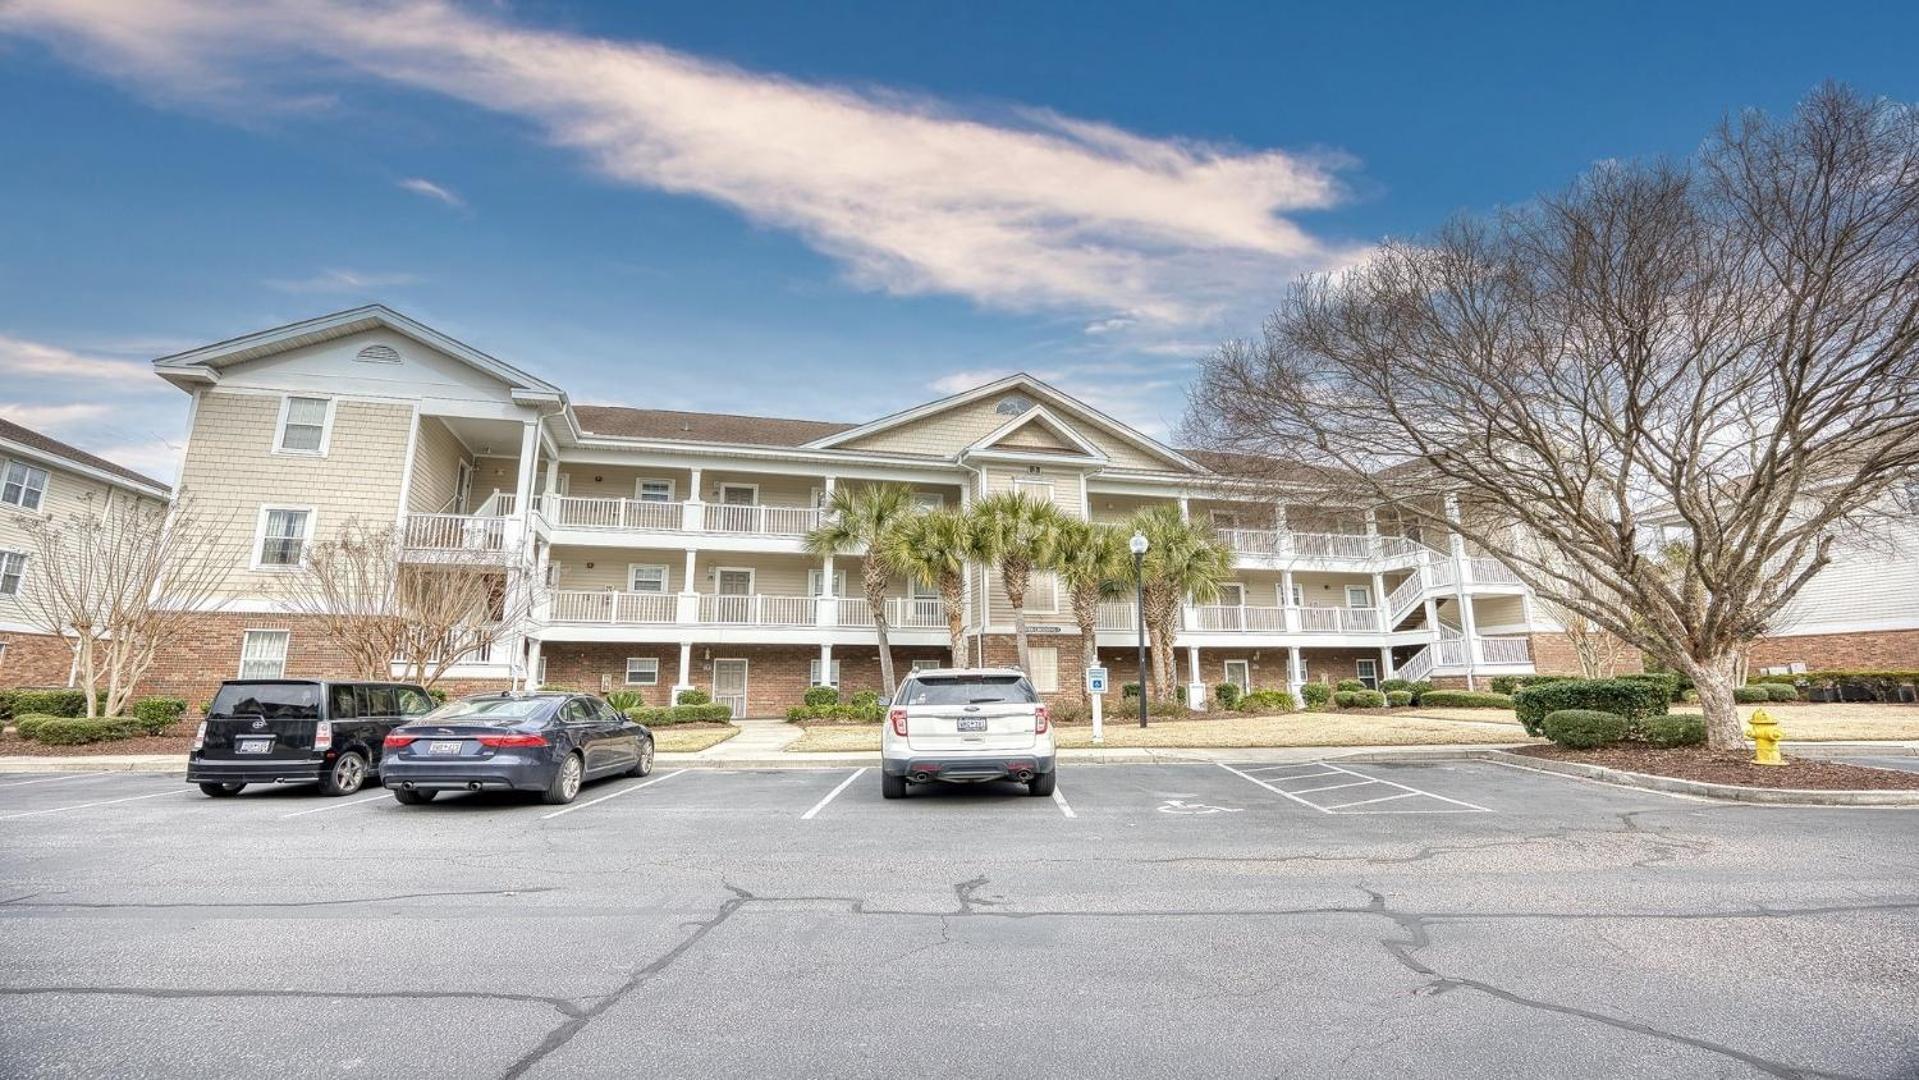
<box><xmin>392</xmin><ymin>787</ymin><xmax>438</xmax><ymax>805</ymax></box>
<box><xmin>626</xmin><ymin>738</ymin><xmax>655</xmax><ymax>778</ymax></box>
<box><xmin>880</xmin><ymin>771</ymin><xmax>907</xmax><ymax>799</ymax></box>
<box><xmin>542</xmin><ymin>753</ymin><xmax>585</xmax><ymax>805</ymax></box>
<box><xmin>1027</xmin><ymin>771</ymin><xmax>1057</xmax><ymax>797</ymax></box>
<box><xmin>319</xmin><ymin>751</ymin><xmax>368</xmax><ymax>796</ymax></box>
<box><xmin>198</xmin><ymin>782</ymin><xmax>245</xmax><ymax>798</ymax></box>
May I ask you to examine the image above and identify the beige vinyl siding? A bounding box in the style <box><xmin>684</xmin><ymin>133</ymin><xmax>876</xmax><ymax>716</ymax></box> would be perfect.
<box><xmin>556</xmin><ymin>465</ymin><xmax>694</xmax><ymax>502</ymax></box>
<box><xmin>1773</xmin><ymin>518</ymin><xmax>1919</xmax><ymax>633</ymax></box>
<box><xmin>996</xmin><ymin>420</ymin><xmax>1075</xmax><ymax>452</ymax></box>
<box><xmin>700</xmin><ymin>471</ymin><xmax>822</xmax><ymax>509</ymax></box>
<box><xmin>178</xmin><ymin>391</ymin><xmax>412</xmax><ymax>599</ymax></box>
<box><xmin>1472</xmin><ymin>594</ymin><xmax>1528</xmax><ymax>632</ymax></box>
<box><xmin>548</xmin><ymin>548</ymin><xmax>684</xmax><ymax>592</ymax></box>
<box><xmin>841</xmin><ymin>396</ymin><xmax>1181</xmax><ymax>471</ymax></box>
<box><xmin>974</xmin><ymin>465</ymin><xmax>1086</xmax><ymax>626</ymax></box>
<box><xmin>466</xmin><ymin>455</ymin><xmax>523</xmax><ymax>508</ymax></box>
<box><xmin>406</xmin><ymin>417</ymin><xmax>471</xmax><ymax>513</ymax></box>
<box><xmin>0</xmin><ymin>464</ymin><xmax>161</xmax><ymax>629</ymax></box>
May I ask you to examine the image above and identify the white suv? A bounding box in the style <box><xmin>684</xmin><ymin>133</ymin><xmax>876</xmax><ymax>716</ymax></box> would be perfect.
<box><xmin>880</xmin><ymin>668</ymin><xmax>1056</xmax><ymax>799</ymax></box>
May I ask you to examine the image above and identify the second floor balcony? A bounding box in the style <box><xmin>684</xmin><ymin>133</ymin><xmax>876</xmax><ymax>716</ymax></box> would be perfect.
<box><xmin>541</xmin><ymin>494</ymin><xmax>828</xmax><ymax>538</ymax></box>
<box><xmin>546</xmin><ymin>589</ymin><xmax>947</xmax><ymax>630</ymax></box>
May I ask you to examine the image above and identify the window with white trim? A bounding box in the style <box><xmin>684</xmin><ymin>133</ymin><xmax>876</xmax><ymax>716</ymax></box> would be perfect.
<box><xmin>809</xmin><ymin>659</ymin><xmax>842</xmax><ymax>687</ymax></box>
<box><xmin>1013</xmin><ymin>477</ymin><xmax>1054</xmax><ymax>504</ymax></box>
<box><xmin>537</xmin><ymin>655</ymin><xmax>549</xmax><ymax>685</ymax></box>
<box><xmin>910</xmin><ymin>575</ymin><xmax>940</xmax><ymax>600</ymax></box>
<box><xmin>239</xmin><ymin>630</ymin><xmax>289</xmax><ymax>678</ymax></box>
<box><xmin>807</xmin><ymin>569</ymin><xmax>846</xmax><ymax>596</ymax></box>
<box><xmin>913</xmin><ymin>491</ymin><xmax>945</xmax><ymax>510</ymax></box>
<box><xmin>625</xmin><ymin>657</ymin><xmax>660</xmax><ymax>685</ymax></box>
<box><xmin>257</xmin><ymin>508</ymin><xmax>311</xmax><ymax>567</ymax></box>
<box><xmin>1355</xmin><ymin>658</ymin><xmax>1379</xmax><ymax>691</ymax></box>
<box><xmin>0</xmin><ymin>462</ymin><xmax>48</xmax><ymax>511</ymax></box>
<box><xmin>1029</xmin><ymin>646</ymin><xmax>1059</xmax><ymax>693</ymax></box>
<box><xmin>635</xmin><ymin>478</ymin><xmax>674</xmax><ymax>502</ymax></box>
<box><xmin>0</xmin><ymin>550</ymin><xmax>25</xmax><ymax>596</ymax></box>
<box><xmin>1345</xmin><ymin>585</ymin><xmax>1373</xmax><ymax>609</ymax></box>
<box><xmin>628</xmin><ymin>564</ymin><xmax>668</xmax><ymax>593</ymax></box>
<box><xmin>276</xmin><ymin>396</ymin><xmax>330</xmax><ymax>453</ymax></box>
<box><xmin>1023</xmin><ymin>572</ymin><xmax>1058</xmax><ymax>613</ymax></box>
<box><xmin>1223</xmin><ymin>659</ymin><xmax>1251</xmax><ymax>691</ymax></box>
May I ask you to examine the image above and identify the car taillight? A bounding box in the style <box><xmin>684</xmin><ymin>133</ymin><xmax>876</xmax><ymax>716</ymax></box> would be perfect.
<box><xmin>888</xmin><ymin>708</ymin><xmax>909</xmax><ymax>736</ymax></box>
<box><xmin>190</xmin><ymin>721</ymin><xmax>206</xmax><ymax>752</ymax></box>
<box><xmin>313</xmin><ymin>720</ymin><xmax>332</xmax><ymax>750</ymax></box>
<box><xmin>383</xmin><ymin>733</ymin><xmax>418</xmax><ymax>749</ymax></box>
<box><xmin>476</xmin><ymin>733</ymin><xmax>547</xmax><ymax>748</ymax></box>
<box><xmin>1034</xmin><ymin>706</ymin><xmax>1050</xmax><ymax>734</ymax></box>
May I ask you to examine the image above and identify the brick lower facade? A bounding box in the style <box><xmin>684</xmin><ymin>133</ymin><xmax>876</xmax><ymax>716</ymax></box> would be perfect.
<box><xmin>538</xmin><ymin>641</ymin><xmax>949</xmax><ymax>717</ymax></box>
<box><xmin>1749</xmin><ymin>629</ymin><xmax>1919</xmax><ymax>671</ymax></box>
<box><xmin>0</xmin><ymin>630</ymin><xmax>74</xmax><ymax>689</ymax></box>
<box><xmin>1528</xmin><ymin>631</ymin><xmax>1644</xmax><ymax>677</ymax></box>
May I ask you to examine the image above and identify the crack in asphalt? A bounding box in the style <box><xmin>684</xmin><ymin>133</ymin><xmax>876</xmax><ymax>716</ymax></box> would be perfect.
<box><xmin>0</xmin><ymin>887</ymin><xmax>560</xmax><ymax>910</ymax></box>
<box><xmin>0</xmin><ymin>985</ymin><xmax>588</xmax><ymax>1015</ymax></box>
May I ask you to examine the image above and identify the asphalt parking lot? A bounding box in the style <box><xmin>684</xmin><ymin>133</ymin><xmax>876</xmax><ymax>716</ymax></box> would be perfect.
<box><xmin>2</xmin><ymin>760</ymin><xmax>1915</xmax><ymax>1079</ymax></box>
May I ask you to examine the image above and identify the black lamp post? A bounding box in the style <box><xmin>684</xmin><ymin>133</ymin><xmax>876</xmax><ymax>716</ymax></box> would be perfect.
<box><xmin>1130</xmin><ymin>531</ymin><xmax>1149</xmax><ymax>728</ymax></box>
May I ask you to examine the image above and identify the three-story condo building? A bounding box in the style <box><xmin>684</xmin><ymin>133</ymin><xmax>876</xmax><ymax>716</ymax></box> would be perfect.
<box><xmin>140</xmin><ymin>305</ymin><xmax>1553</xmax><ymax>714</ymax></box>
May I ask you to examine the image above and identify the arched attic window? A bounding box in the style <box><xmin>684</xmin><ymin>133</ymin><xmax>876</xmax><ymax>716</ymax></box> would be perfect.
<box><xmin>356</xmin><ymin>344</ymin><xmax>402</xmax><ymax>363</ymax></box>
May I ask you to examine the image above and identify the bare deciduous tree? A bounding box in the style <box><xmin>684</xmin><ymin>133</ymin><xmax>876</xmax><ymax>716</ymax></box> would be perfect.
<box><xmin>277</xmin><ymin>521</ymin><xmax>540</xmax><ymax>689</ymax></box>
<box><xmin>19</xmin><ymin>493</ymin><xmax>234</xmax><ymax>717</ymax></box>
<box><xmin>1186</xmin><ymin>84</ymin><xmax>1919</xmax><ymax>748</ymax></box>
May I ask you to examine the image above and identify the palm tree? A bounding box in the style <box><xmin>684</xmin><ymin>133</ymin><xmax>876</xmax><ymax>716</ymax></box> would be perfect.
<box><xmin>1046</xmin><ymin>518</ymin><xmax>1131</xmax><ymax>692</ymax></box>
<box><xmin>882</xmin><ymin>508</ymin><xmax>975</xmax><ymax>668</ymax></box>
<box><xmin>1130</xmin><ymin>504</ymin><xmax>1233</xmax><ymax>699</ymax></box>
<box><xmin>805</xmin><ymin>483</ymin><xmax>921</xmax><ymax>695</ymax></box>
<box><xmin>968</xmin><ymin>490</ymin><xmax>1067</xmax><ymax>675</ymax></box>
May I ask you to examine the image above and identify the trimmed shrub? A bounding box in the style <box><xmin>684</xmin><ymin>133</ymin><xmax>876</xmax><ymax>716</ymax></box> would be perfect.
<box><xmin>784</xmin><ymin>703</ymin><xmax>884</xmax><ymax>724</ymax></box>
<box><xmin>1380</xmin><ymin>678</ymin><xmax>1413</xmax><ymax>694</ymax></box>
<box><xmin>1732</xmin><ymin>685</ymin><xmax>1771</xmax><ymax>704</ymax></box>
<box><xmin>1761</xmin><ymin>682</ymin><xmax>1799</xmax><ymax>703</ymax></box>
<box><xmin>603</xmin><ymin>690</ymin><xmax>643</xmax><ymax>711</ymax></box>
<box><xmin>1542</xmin><ymin>709</ymin><xmax>1628</xmax><ymax>749</ymax></box>
<box><xmin>1418</xmin><ymin>690</ymin><xmax>1513</xmax><ymax>709</ymax></box>
<box><xmin>848</xmin><ymin>689</ymin><xmax>880</xmax><ymax>708</ymax></box>
<box><xmin>1490</xmin><ymin>673</ymin><xmax>1574</xmax><ymax>695</ymax></box>
<box><xmin>1618</xmin><ymin>672</ymin><xmax>1684</xmax><ymax>702</ymax></box>
<box><xmin>32</xmin><ymin>716</ymin><xmax>141</xmax><ymax>745</ymax></box>
<box><xmin>1214</xmin><ymin>682</ymin><xmax>1243</xmax><ymax>710</ymax></box>
<box><xmin>1385</xmin><ymin>690</ymin><xmax>1413</xmax><ymax>707</ymax></box>
<box><xmin>627</xmin><ymin>703</ymin><xmax>733</xmax><ymax>725</ymax></box>
<box><xmin>1334</xmin><ymin>689</ymin><xmax>1387</xmax><ymax>709</ymax></box>
<box><xmin>1122</xmin><ymin>683</ymin><xmax>1188</xmax><ymax>704</ymax></box>
<box><xmin>675</xmin><ymin>688</ymin><xmax>712</xmax><ymax>706</ymax></box>
<box><xmin>802</xmin><ymin>685</ymin><xmax>841</xmax><ymax>708</ymax></box>
<box><xmin>1300</xmin><ymin>683</ymin><xmax>1332</xmax><ymax>710</ymax></box>
<box><xmin>1236</xmin><ymin>688</ymin><xmax>1296</xmax><ymax>714</ymax></box>
<box><xmin>3</xmin><ymin>689</ymin><xmax>88</xmax><ymax>719</ymax></box>
<box><xmin>12</xmin><ymin>713</ymin><xmax>60</xmax><ymax>739</ymax></box>
<box><xmin>131</xmin><ymin>697</ymin><xmax>188</xmax><ymax>735</ymax></box>
<box><xmin>1405</xmin><ymin>680</ymin><xmax>1435</xmax><ymax>704</ymax></box>
<box><xmin>1512</xmin><ymin>679</ymin><xmax>1667</xmax><ymax>737</ymax></box>
<box><xmin>1643</xmin><ymin>716</ymin><xmax>1706</xmax><ymax>748</ymax></box>
<box><xmin>1335</xmin><ymin>678</ymin><xmax>1366</xmax><ymax>693</ymax></box>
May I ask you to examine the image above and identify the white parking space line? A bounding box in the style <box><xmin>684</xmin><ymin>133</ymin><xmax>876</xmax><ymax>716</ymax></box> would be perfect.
<box><xmin>1321</xmin><ymin>791</ymin><xmax>1420</xmax><ymax>810</ymax></box>
<box><xmin>278</xmin><ymin>792</ymin><xmax>390</xmax><ymax>819</ymax></box>
<box><xmin>801</xmin><ymin>768</ymin><xmax>866</xmax><ymax>820</ymax></box>
<box><xmin>1214</xmin><ymin>763</ymin><xmax>1334</xmax><ymax>814</ymax></box>
<box><xmin>1287</xmin><ymin>780</ymin><xmax>1378</xmax><ymax>795</ymax></box>
<box><xmin>0</xmin><ymin>788</ymin><xmax>185</xmax><ymax>820</ymax></box>
<box><xmin>1319</xmin><ymin>764</ymin><xmax>1493</xmax><ymax>812</ymax></box>
<box><xmin>0</xmin><ymin>773</ymin><xmax>118</xmax><ymax>789</ymax></box>
<box><xmin>1052</xmin><ymin>786</ymin><xmax>1075</xmax><ymax>818</ymax></box>
<box><xmin>541</xmin><ymin>769</ymin><xmax>685</xmax><ymax>820</ymax></box>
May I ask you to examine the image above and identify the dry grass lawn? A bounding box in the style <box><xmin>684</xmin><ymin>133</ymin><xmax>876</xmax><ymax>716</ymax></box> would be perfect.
<box><xmin>1413</xmin><ymin>702</ymin><xmax>1919</xmax><ymax>741</ymax></box>
<box><xmin>787</xmin><ymin>713</ymin><xmax>1533</xmax><ymax>752</ymax></box>
<box><xmin>655</xmin><ymin>726</ymin><xmax>740</xmax><ymax>753</ymax></box>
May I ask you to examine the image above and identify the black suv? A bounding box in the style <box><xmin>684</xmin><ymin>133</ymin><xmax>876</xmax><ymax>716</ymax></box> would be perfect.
<box><xmin>187</xmin><ymin>680</ymin><xmax>436</xmax><ymax>798</ymax></box>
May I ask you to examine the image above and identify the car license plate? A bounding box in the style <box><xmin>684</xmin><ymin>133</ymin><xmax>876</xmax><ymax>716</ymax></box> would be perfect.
<box><xmin>236</xmin><ymin>738</ymin><xmax>271</xmax><ymax>754</ymax></box>
<box><xmin>428</xmin><ymin>740</ymin><xmax>464</xmax><ymax>756</ymax></box>
<box><xmin>957</xmin><ymin>717</ymin><xmax>987</xmax><ymax>733</ymax></box>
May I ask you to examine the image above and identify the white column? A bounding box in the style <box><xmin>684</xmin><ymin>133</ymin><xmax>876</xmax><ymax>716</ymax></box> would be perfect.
<box><xmin>1288</xmin><ymin>646</ymin><xmax>1303</xmax><ymax>697</ymax></box>
<box><xmin>1371</xmin><ymin>571</ymin><xmax>1387</xmax><ymax>626</ymax></box>
<box><xmin>676</xmin><ymin>642</ymin><xmax>694</xmax><ymax>695</ymax></box>
<box><xmin>678</xmin><ymin>549</ymin><xmax>700</xmax><ymax>624</ymax></box>
<box><xmin>543</xmin><ymin>456</ymin><xmax>559</xmax><ymax>495</ymax></box>
<box><xmin>1178</xmin><ymin>496</ymin><xmax>1191</xmax><ymax>523</ymax></box>
<box><xmin>513</xmin><ymin>421</ymin><xmax>539</xmax><ymax>518</ymax></box>
<box><xmin>1458</xmin><ymin>593</ymin><xmax>1482</xmax><ymax>690</ymax></box>
<box><xmin>523</xmin><ymin>637</ymin><xmax>543</xmax><ymax>691</ymax></box>
<box><xmin>684</xmin><ymin>466</ymin><xmax>705</xmax><ymax>531</ymax></box>
<box><xmin>818</xmin><ymin>643</ymin><xmax>833</xmax><ymax>688</ymax></box>
<box><xmin>1365</xmin><ymin>507</ymin><xmax>1380</xmax><ymax>557</ymax></box>
<box><xmin>1380</xmin><ymin>645</ymin><xmax>1395</xmax><ymax>680</ymax></box>
<box><xmin>1187</xmin><ymin>645</ymin><xmax>1203</xmax><ymax>712</ymax></box>
<box><xmin>1281</xmin><ymin>569</ymin><xmax>1297</xmax><ymax>632</ymax></box>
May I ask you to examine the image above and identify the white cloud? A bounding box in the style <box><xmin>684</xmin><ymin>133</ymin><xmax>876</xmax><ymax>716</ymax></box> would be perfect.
<box><xmin>0</xmin><ymin>401</ymin><xmax>113</xmax><ymax>428</ymax></box>
<box><xmin>0</xmin><ymin>333</ymin><xmax>150</xmax><ymax>380</ymax></box>
<box><xmin>0</xmin><ymin>0</ymin><xmax>1364</xmax><ymax>331</ymax></box>
<box><xmin>0</xmin><ymin>334</ymin><xmax>189</xmax><ymax>482</ymax></box>
<box><xmin>265</xmin><ymin>268</ymin><xmax>423</xmax><ymax>293</ymax></box>
<box><xmin>398</xmin><ymin>176</ymin><xmax>464</xmax><ymax>208</ymax></box>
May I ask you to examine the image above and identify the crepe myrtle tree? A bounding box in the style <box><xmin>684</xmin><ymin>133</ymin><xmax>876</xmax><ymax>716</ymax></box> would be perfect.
<box><xmin>1185</xmin><ymin>84</ymin><xmax>1919</xmax><ymax>749</ymax></box>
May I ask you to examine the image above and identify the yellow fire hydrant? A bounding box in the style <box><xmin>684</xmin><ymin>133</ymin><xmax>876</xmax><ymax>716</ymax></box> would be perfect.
<box><xmin>1745</xmin><ymin>708</ymin><xmax>1785</xmax><ymax>767</ymax></box>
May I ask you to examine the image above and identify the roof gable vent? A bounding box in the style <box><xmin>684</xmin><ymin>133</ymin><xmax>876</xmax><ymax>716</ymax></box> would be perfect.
<box><xmin>995</xmin><ymin>393</ymin><xmax>1034</xmax><ymax>416</ymax></box>
<box><xmin>355</xmin><ymin>344</ymin><xmax>402</xmax><ymax>363</ymax></box>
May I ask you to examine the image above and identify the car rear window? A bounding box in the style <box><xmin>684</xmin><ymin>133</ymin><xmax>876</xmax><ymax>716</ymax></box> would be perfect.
<box><xmin>900</xmin><ymin>676</ymin><xmax>1037</xmax><ymax>706</ymax></box>
<box><xmin>419</xmin><ymin>697</ymin><xmax>555</xmax><ymax>724</ymax></box>
<box><xmin>209</xmin><ymin>683</ymin><xmax>321</xmax><ymax>720</ymax></box>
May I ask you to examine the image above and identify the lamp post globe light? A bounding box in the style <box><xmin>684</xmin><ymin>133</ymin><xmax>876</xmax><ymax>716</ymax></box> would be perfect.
<box><xmin>1130</xmin><ymin>531</ymin><xmax>1149</xmax><ymax>729</ymax></box>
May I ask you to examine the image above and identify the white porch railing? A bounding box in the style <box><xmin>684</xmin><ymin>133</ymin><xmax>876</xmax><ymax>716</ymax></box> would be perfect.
<box><xmin>702</xmin><ymin>503</ymin><xmax>823</xmax><ymax>537</ymax></box>
<box><xmin>1291</xmin><ymin>532</ymin><xmax>1375</xmax><ymax>560</ymax></box>
<box><xmin>1469</xmin><ymin>557</ymin><xmax>1523</xmax><ymax>585</ymax></box>
<box><xmin>1097</xmin><ymin>601</ymin><xmax>1139</xmax><ymax>631</ymax></box>
<box><xmin>700</xmin><ymin>594</ymin><xmax>815</xmax><ymax>626</ymax></box>
<box><xmin>1398</xmin><ymin>646</ymin><xmax>1434</xmax><ymax>683</ymax></box>
<box><xmin>544</xmin><ymin>494</ymin><xmax>684</xmax><ymax>531</ymax></box>
<box><xmin>1191</xmin><ymin>604</ymin><xmax>1289</xmax><ymax>632</ymax></box>
<box><xmin>548</xmin><ymin>590</ymin><xmax>679</xmax><ymax>624</ymax></box>
<box><xmin>1479</xmin><ymin>636</ymin><xmax>1532</xmax><ymax>664</ymax></box>
<box><xmin>1434</xmin><ymin>638</ymin><xmax>1472</xmax><ymax>668</ymax></box>
<box><xmin>404</xmin><ymin>513</ymin><xmax>508</xmax><ymax>552</ymax></box>
<box><xmin>1295</xmin><ymin>606</ymin><xmax>1381</xmax><ymax>633</ymax></box>
<box><xmin>1220</xmin><ymin>528</ymin><xmax>1287</xmax><ymax>556</ymax></box>
<box><xmin>1386</xmin><ymin>571</ymin><xmax>1425</xmax><ymax>624</ymax></box>
<box><xmin>832</xmin><ymin>596</ymin><xmax>947</xmax><ymax>629</ymax></box>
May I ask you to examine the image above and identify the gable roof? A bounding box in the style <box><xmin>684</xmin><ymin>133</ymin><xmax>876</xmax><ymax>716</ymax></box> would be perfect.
<box><xmin>150</xmin><ymin>304</ymin><xmax>565</xmax><ymax>401</ymax></box>
<box><xmin>963</xmin><ymin>404</ymin><xmax>1108</xmax><ymax>462</ymax></box>
<box><xmin>0</xmin><ymin>417</ymin><xmax>169</xmax><ymax>495</ymax></box>
<box><xmin>573</xmin><ymin>405</ymin><xmax>856</xmax><ymax>448</ymax></box>
<box><xmin>803</xmin><ymin>373</ymin><xmax>1201</xmax><ymax>471</ymax></box>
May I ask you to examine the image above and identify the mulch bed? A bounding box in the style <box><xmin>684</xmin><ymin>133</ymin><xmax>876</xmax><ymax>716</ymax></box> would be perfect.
<box><xmin>1515</xmin><ymin>744</ymin><xmax>1919</xmax><ymax>790</ymax></box>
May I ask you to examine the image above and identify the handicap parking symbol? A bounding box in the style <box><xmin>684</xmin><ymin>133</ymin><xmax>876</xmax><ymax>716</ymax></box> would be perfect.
<box><xmin>1156</xmin><ymin>800</ymin><xmax>1244</xmax><ymax>815</ymax></box>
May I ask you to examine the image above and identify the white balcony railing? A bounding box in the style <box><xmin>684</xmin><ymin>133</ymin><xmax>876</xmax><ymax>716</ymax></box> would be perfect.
<box><xmin>544</xmin><ymin>495</ymin><xmax>684</xmax><ymax>532</ymax></box>
<box><xmin>1191</xmin><ymin>604</ymin><xmax>1290</xmax><ymax>632</ymax></box>
<box><xmin>700</xmin><ymin>594</ymin><xmax>815</xmax><ymax>626</ymax></box>
<box><xmin>404</xmin><ymin>513</ymin><xmax>508</xmax><ymax>553</ymax></box>
<box><xmin>1469</xmin><ymin>557</ymin><xmax>1523</xmax><ymax>585</ymax></box>
<box><xmin>548</xmin><ymin>590</ymin><xmax>679</xmax><ymax>625</ymax></box>
<box><xmin>1386</xmin><ymin>572</ymin><xmax>1425</xmax><ymax>623</ymax></box>
<box><xmin>1096</xmin><ymin>601</ymin><xmax>1139</xmax><ymax>631</ymax></box>
<box><xmin>702</xmin><ymin>503</ymin><xmax>823</xmax><ymax>537</ymax></box>
<box><xmin>833</xmin><ymin>596</ymin><xmax>946</xmax><ymax>629</ymax></box>
<box><xmin>1219</xmin><ymin>528</ymin><xmax>1287</xmax><ymax>556</ymax></box>
<box><xmin>1291</xmin><ymin>532</ymin><xmax>1375</xmax><ymax>560</ymax></box>
<box><xmin>1479</xmin><ymin>636</ymin><xmax>1533</xmax><ymax>664</ymax></box>
<box><xmin>1294</xmin><ymin>606</ymin><xmax>1381</xmax><ymax>633</ymax></box>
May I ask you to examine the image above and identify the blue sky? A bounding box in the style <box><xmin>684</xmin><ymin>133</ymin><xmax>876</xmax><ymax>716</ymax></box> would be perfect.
<box><xmin>2</xmin><ymin>0</ymin><xmax>1914</xmax><ymax>482</ymax></box>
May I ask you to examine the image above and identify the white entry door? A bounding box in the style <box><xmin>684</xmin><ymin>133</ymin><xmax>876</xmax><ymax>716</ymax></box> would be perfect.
<box><xmin>713</xmin><ymin>659</ymin><xmax>749</xmax><ymax>719</ymax></box>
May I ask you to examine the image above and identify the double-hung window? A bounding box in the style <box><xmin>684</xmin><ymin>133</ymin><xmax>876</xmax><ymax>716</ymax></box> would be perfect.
<box><xmin>1029</xmin><ymin>646</ymin><xmax>1060</xmax><ymax>693</ymax></box>
<box><xmin>625</xmin><ymin>657</ymin><xmax>660</xmax><ymax>685</ymax></box>
<box><xmin>0</xmin><ymin>462</ymin><xmax>48</xmax><ymax>511</ymax></box>
<box><xmin>809</xmin><ymin>658</ymin><xmax>842</xmax><ymax>687</ymax></box>
<box><xmin>258</xmin><ymin>508</ymin><xmax>311</xmax><ymax>567</ymax></box>
<box><xmin>628</xmin><ymin>565</ymin><xmax>668</xmax><ymax>593</ymax></box>
<box><xmin>635</xmin><ymin>479</ymin><xmax>674</xmax><ymax>503</ymax></box>
<box><xmin>239</xmin><ymin>630</ymin><xmax>290</xmax><ymax>678</ymax></box>
<box><xmin>277</xmin><ymin>396</ymin><xmax>330</xmax><ymax>454</ymax></box>
<box><xmin>0</xmin><ymin>550</ymin><xmax>25</xmax><ymax>596</ymax></box>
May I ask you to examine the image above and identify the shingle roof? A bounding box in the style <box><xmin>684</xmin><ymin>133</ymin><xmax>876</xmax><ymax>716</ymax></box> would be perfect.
<box><xmin>0</xmin><ymin>417</ymin><xmax>168</xmax><ymax>492</ymax></box>
<box><xmin>572</xmin><ymin>405</ymin><xmax>857</xmax><ymax>448</ymax></box>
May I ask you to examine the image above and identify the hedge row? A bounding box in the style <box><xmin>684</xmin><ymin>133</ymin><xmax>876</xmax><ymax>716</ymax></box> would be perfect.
<box><xmin>624</xmin><ymin>704</ymin><xmax>733</xmax><ymax>726</ymax></box>
<box><xmin>786</xmin><ymin>703</ymin><xmax>885</xmax><ymax>724</ymax></box>
<box><xmin>0</xmin><ymin>688</ymin><xmax>89</xmax><ymax>721</ymax></box>
<box><xmin>7</xmin><ymin>696</ymin><xmax>190</xmax><ymax>742</ymax></box>
<box><xmin>1541</xmin><ymin>709</ymin><xmax>1704</xmax><ymax>749</ymax></box>
<box><xmin>1418</xmin><ymin>690</ymin><xmax>1514</xmax><ymax>709</ymax></box>
<box><xmin>1488</xmin><ymin>674</ymin><xmax>1574</xmax><ymax>695</ymax></box>
<box><xmin>1333</xmin><ymin>689</ymin><xmax>1387</xmax><ymax>709</ymax></box>
<box><xmin>1512</xmin><ymin>679</ymin><xmax>1668</xmax><ymax>737</ymax></box>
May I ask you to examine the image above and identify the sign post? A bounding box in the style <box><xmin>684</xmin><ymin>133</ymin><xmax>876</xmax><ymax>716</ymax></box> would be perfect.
<box><xmin>1086</xmin><ymin>666</ymin><xmax>1109</xmax><ymax>744</ymax></box>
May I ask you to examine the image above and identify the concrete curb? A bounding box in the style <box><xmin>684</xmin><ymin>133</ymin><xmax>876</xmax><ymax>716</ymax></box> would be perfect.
<box><xmin>1489</xmin><ymin>750</ymin><xmax>1919</xmax><ymax>806</ymax></box>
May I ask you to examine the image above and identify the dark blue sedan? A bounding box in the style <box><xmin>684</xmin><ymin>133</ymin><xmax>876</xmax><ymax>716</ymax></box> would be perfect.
<box><xmin>381</xmin><ymin>692</ymin><xmax>654</xmax><ymax>806</ymax></box>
